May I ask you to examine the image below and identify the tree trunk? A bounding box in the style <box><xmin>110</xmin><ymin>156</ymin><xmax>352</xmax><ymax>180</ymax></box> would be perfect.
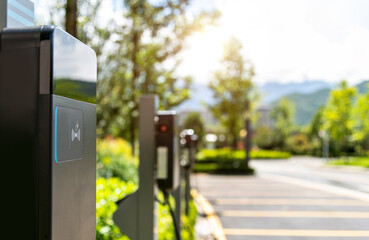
<box><xmin>65</xmin><ymin>0</ymin><xmax>78</xmax><ymax>37</ymax></box>
<box><xmin>130</xmin><ymin>28</ymin><xmax>139</xmax><ymax>156</ymax></box>
<box><xmin>244</xmin><ymin>118</ymin><xmax>251</xmax><ymax>167</ymax></box>
<box><xmin>244</xmin><ymin>100</ymin><xmax>251</xmax><ymax>166</ymax></box>
<box><xmin>232</xmin><ymin>133</ymin><xmax>238</xmax><ymax>149</ymax></box>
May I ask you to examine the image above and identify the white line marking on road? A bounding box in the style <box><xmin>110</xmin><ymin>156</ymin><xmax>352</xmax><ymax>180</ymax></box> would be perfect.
<box><xmin>223</xmin><ymin>229</ymin><xmax>369</xmax><ymax>237</ymax></box>
<box><xmin>219</xmin><ymin>210</ymin><xmax>369</xmax><ymax>218</ymax></box>
<box><xmin>260</xmin><ymin>173</ymin><xmax>369</xmax><ymax>202</ymax></box>
<box><xmin>214</xmin><ymin>198</ymin><xmax>369</xmax><ymax>206</ymax></box>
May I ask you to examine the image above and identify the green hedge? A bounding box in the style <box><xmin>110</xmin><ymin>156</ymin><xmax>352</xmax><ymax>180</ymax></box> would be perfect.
<box><xmin>194</xmin><ymin>148</ymin><xmax>290</xmax><ymax>174</ymax></box>
<box><xmin>196</xmin><ymin>149</ymin><xmax>291</xmax><ymax>163</ymax></box>
<box><xmin>329</xmin><ymin>157</ymin><xmax>369</xmax><ymax>168</ymax></box>
<box><xmin>96</xmin><ymin>177</ymin><xmax>197</xmax><ymax>240</ymax></box>
<box><xmin>96</xmin><ymin>138</ymin><xmax>197</xmax><ymax>240</ymax></box>
<box><xmin>96</xmin><ymin>178</ymin><xmax>136</xmax><ymax>240</ymax></box>
<box><xmin>97</xmin><ymin>138</ymin><xmax>138</xmax><ymax>183</ymax></box>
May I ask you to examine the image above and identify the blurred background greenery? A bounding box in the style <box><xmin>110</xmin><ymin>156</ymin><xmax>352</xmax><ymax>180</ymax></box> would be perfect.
<box><xmin>34</xmin><ymin>0</ymin><xmax>369</xmax><ymax>238</ymax></box>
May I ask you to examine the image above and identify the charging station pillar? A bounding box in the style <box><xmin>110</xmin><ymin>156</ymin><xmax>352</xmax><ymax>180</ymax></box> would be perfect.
<box><xmin>180</xmin><ymin>130</ymin><xmax>198</xmax><ymax>215</ymax></box>
<box><xmin>172</xmin><ymin>172</ymin><xmax>182</xmax><ymax>227</ymax></box>
<box><xmin>138</xmin><ymin>95</ymin><xmax>158</xmax><ymax>240</ymax></box>
<box><xmin>114</xmin><ymin>95</ymin><xmax>158</xmax><ymax>240</ymax></box>
<box><xmin>0</xmin><ymin>26</ymin><xmax>97</xmax><ymax>239</ymax></box>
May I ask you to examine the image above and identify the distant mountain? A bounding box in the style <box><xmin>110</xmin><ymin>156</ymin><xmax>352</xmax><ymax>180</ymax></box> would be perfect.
<box><xmin>284</xmin><ymin>89</ymin><xmax>330</xmax><ymax>125</ymax></box>
<box><xmin>176</xmin><ymin>80</ymin><xmax>334</xmax><ymax>111</ymax></box>
<box><xmin>175</xmin><ymin>80</ymin><xmax>369</xmax><ymax>127</ymax></box>
<box><xmin>258</xmin><ymin>80</ymin><xmax>334</xmax><ymax>104</ymax></box>
<box><xmin>356</xmin><ymin>81</ymin><xmax>369</xmax><ymax>94</ymax></box>
<box><xmin>281</xmin><ymin>80</ymin><xmax>369</xmax><ymax>126</ymax></box>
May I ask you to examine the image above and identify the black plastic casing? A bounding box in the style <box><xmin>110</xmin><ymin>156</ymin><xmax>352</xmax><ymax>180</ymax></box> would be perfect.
<box><xmin>0</xmin><ymin>26</ymin><xmax>96</xmax><ymax>240</ymax></box>
<box><xmin>156</xmin><ymin>111</ymin><xmax>179</xmax><ymax>192</ymax></box>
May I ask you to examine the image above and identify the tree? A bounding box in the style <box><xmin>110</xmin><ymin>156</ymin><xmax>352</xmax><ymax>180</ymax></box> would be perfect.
<box><xmin>65</xmin><ymin>0</ymin><xmax>77</xmax><ymax>37</ymax></box>
<box><xmin>254</xmin><ymin>126</ymin><xmax>274</xmax><ymax>149</ymax></box>
<box><xmin>208</xmin><ymin>37</ymin><xmax>255</xmax><ymax>150</ymax></box>
<box><xmin>323</xmin><ymin>80</ymin><xmax>356</xmax><ymax>156</ymax></box>
<box><xmin>47</xmin><ymin>0</ymin><xmax>218</xmax><ymax>153</ymax></box>
<box><xmin>96</xmin><ymin>1</ymin><xmax>219</xmax><ymax>154</ymax></box>
<box><xmin>308</xmin><ymin>107</ymin><xmax>325</xmax><ymax>156</ymax></box>
<box><xmin>308</xmin><ymin>107</ymin><xmax>325</xmax><ymax>139</ymax></box>
<box><xmin>270</xmin><ymin>98</ymin><xmax>295</xmax><ymax>150</ymax></box>
<box><xmin>352</xmin><ymin>85</ymin><xmax>369</xmax><ymax>153</ymax></box>
<box><xmin>182</xmin><ymin>112</ymin><xmax>205</xmax><ymax>146</ymax></box>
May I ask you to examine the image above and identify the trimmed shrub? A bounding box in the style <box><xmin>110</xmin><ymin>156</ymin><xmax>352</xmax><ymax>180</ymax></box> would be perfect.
<box><xmin>96</xmin><ymin>138</ymin><xmax>197</xmax><ymax>240</ymax></box>
<box><xmin>97</xmin><ymin>138</ymin><xmax>138</xmax><ymax>183</ymax></box>
<box><xmin>194</xmin><ymin>148</ymin><xmax>290</xmax><ymax>173</ymax></box>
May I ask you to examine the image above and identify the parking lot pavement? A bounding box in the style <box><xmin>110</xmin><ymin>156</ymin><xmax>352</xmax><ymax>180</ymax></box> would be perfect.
<box><xmin>193</xmin><ymin>170</ymin><xmax>369</xmax><ymax>240</ymax></box>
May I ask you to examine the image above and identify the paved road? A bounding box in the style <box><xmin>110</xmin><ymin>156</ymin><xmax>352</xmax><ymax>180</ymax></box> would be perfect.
<box><xmin>194</xmin><ymin>157</ymin><xmax>369</xmax><ymax>240</ymax></box>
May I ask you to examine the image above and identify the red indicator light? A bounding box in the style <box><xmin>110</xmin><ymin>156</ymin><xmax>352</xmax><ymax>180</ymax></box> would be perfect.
<box><xmin>160</xmin><ymin>124</ymin><xmax>168</xmax><ymax>133</ymax></box>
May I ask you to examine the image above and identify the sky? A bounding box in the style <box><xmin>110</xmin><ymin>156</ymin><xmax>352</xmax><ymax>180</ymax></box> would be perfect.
<box><xmin>179</xmin><ymin>0</ymin><xmax>369</xmax><ymax>85</ymax></box>
<box><xmin>34</xmin><ymin>0</ymin><xmax>369</xmax><ymax>85</ymax></box>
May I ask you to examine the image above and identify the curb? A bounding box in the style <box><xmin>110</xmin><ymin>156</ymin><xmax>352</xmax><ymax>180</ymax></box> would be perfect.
<box><xmin>191</xmin><ymin>189</ymin><xmax>227</xmax><ymax>240</ymax></box>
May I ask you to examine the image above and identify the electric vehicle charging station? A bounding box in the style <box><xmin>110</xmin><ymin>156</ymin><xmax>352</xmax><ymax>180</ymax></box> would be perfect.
<box><xmin>114</xmin><ymin>97</ymin><xmax>182</xmax><ymax>240</ymax></box>
<box><xmin>180</xmin><ymin>129</ymin><xmax>198</xmax><ymax>215</ymax></box>
<box><xmin>156</xmin><ymin>111</ymin><xmax>180</xmax><ymax>192</ymax></box>
<box><xmin>156</xmin><ymin>111</ymin><xmax>182</xmax><ymax>238</ymax></box>
<box><xmin>0</xmin><ymin>25</ymin><xmax>97</xmax><ymax>239</ymax></box>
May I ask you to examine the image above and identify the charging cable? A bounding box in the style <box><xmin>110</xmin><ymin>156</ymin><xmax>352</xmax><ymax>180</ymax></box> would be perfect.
<box><xmin>155</xmin><ymin>192</ymin><xmax>181</xmax><ymax>240</ymax></box>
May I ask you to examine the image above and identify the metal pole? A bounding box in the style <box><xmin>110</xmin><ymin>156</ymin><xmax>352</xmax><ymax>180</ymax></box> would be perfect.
<box><xmin>172</xmin><ymin>168</ymin><xmax>182</xmax><ymax>228</ymax></box>
<box><xmin>138</xmin><ymin>95</ymin><xmax>158</xmax><ymax>240</ymax></box>
<box><xmin>184</xmin><ymin>167</ymin><xmax>190</xmax><ymax>215</ymax></box>
<box><xmin>113</xmin><ymin>95</ymin><xmax>158</xmax><ymax>240</ymax></box>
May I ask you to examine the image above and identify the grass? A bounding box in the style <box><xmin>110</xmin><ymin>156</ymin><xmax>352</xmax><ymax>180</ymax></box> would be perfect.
<box><xmin>329</xmin><ymin>157</ymin><xmax>369</xmax><ymax>168</ymax></box>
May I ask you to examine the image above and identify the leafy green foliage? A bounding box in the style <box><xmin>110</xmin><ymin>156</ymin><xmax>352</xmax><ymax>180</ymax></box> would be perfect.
<box><xmin>254</xmin><ymin>126</ymin><xmax>275</xmax><ymax>150</ymax></box>
<box><xmin>352</xmin><ymin>85</ymin><xmax>369</xmax><ymax>141</ymax></box>
<box><xmin>96</xmin><ymin>178</ymin><xmax>136</xmax><ymax>240</ymax></box>
<box><xmin>96</xmin><ymin>0</ymin><xmax>219</xmax><ymax>146</ymax></box>
<box><xmin>270</xmin><ymin>98</ymin><xmax>295</xmax><ymax>150</ymax></box>
<box><xmin>96</xmin><ymin>177</ymin><xmax>197</xmax><ymax>240</ymax></box>
<box><xmin>97</xmin><ymin>138</ymin><xmax>138</xmax><ymax>183</ymax></box>
<box><xmin>286</xmin><ymin>133</ymin><xmax>312</xmax><ymax>155</ymax></box>
<box><xmin>96</xmin><ymin>138</ymin><xmax>197</xmax><ymax>239</ymax></box>
<box><xmin>182</xmin><ymin>112</ymin><xmax>205</xmax><ymax>146</ymax></box>
<box><xmin>329</xmin><ymin>157</ymin><xmax>369</xmax><ymax>168</ymax></box>
<box><xmin>195</xmin><ymin>148</ymin><xmax>290</xmax><ymax>173</ymax></box>
<box><xmin>208</xmin><ymin>37</ymin><xmax>255</xmax><ymax>149</ymax></box>
<box><xmin>323</xmin><ymin>81</ymin><xmax>356</xmax><ymax>156</ymax></box>
<box><xmin>196</xmin><ymin>149</ymin><xmax>291</xmax><ymax>162</ymax></box>
<box><xmin>156</xmin><ymin>192</ymin><xmax>197</xmax><ymax>240</ymax></box>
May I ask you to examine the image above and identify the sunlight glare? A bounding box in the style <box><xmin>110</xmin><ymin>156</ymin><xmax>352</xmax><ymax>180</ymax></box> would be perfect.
<box><xmin>179</xmin><ymin>26</ymin><xmax>229</xmax><ymax>84</ymax></box>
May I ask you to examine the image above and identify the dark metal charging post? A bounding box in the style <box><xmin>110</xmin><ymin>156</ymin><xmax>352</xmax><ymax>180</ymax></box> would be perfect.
<box><xmin>156</xmin><ymin>111</ymin><xmax>182</xmax><ymax>239</ymax></box>
<box><xmin>0</xmin><ymin>25</ymin><xmax>97</xmax><ymax>239</ymax></box>
<box><xmin>113</xmin><ymin>95</ymin><xmax>158</xmax><ymax>240</ymax></box>
<box><xmin>180</xmin><ymin>129</ymin><xmax>198</xmax><ymax>215</ymax></box>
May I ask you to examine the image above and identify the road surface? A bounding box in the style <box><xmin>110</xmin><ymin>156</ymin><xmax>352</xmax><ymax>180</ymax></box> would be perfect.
<box><xmin>194</xmin><ymin>157</ymin><xmax>369</xmax><ymax>240</ymax></box>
